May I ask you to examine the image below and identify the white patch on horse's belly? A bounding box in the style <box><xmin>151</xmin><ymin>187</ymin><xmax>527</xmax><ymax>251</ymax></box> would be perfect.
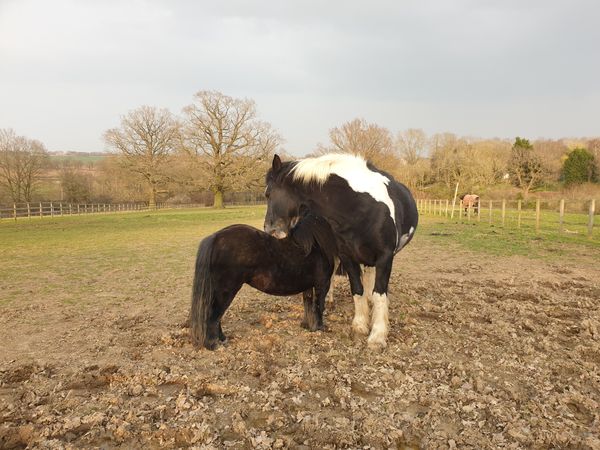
<box><xmin>398</xmin><ymin>227</ymin><xmax>415</xmax><ymax>249</ymax></box>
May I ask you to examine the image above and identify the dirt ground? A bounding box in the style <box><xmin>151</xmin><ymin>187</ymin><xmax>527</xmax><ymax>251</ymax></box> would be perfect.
<box><xmin>1</xmin><ymin>237</ymin><xmax>600</xmax><ymax>449</ymax></box>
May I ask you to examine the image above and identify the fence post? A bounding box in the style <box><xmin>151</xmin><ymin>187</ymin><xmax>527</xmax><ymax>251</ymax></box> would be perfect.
<box><xmin>517</xmin><ymin>199</ymin><xmax>522</xmax><ymax>228</ymax></box>
<box><xmin>467</xmin><ymin>204</ymin><xmax>472</xmax><ymax>221</ymax></box>
<box><xmin>501</xmin><ymin>199</ymin><xmax>506</xmax><ymax>227</ymax></box>
<box><xmin>60</xmin><ymin>203</ymin><xmax>63</xmax><ymax>216</ymax></box>
<box><xmin>50</xmin><ymin>202</ymin><xmax>54</xmax><ymax>218</ymax></box>
<box><xmin>445</xmin><ymin>199</ymin><xmax>449</xmax><ymax>217</ymax></box>
<box><xmin>40</xmin><ymin>202</ymin><xmax>43</xmax><ymax>218</ymax></box>
<box><xmin>27</xmin><ymin>203</ymin><xmax>31</xmax><ymax>219</ymax></box>
<box><xmin>477</xmin><ymin>201</ymin><xmax>481</xmax><ymax>222</ymax></box>
<box><xmin>559</xmin><ymin>199</ymin><xmax>564</xmax><ymax>234</ymax></box>
<box><xmin>535</xmin><ymin>199</ymin><xmax>541</xmax><ymax>233</ymax></box>
<box><xmin>488</xmin><ymin>200</ymin><xmax>493</xmax><ymax>225</ymax></box>
<box><xmin>589</xmin><ymin>199</ymin><xmax>596</xmax><ymax>239</ymax></box>
<box><xmin>13</xmin><ymin>203</ymin><xmax>17</xmax><ymax>221</ymax></box>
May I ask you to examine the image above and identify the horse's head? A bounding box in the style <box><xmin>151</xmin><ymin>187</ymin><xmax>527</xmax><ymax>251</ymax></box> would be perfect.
<box><xmin>264</xmin><ymin>155</ymin><xmax>307</xmax><ymax>239</ymax></box>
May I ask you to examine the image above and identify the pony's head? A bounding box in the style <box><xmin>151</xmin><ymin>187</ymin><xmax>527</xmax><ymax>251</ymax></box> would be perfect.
<box><xmin>264</xmin><ymin>155</ymin><xmax>307</xmax><ymax>239</ymax></box>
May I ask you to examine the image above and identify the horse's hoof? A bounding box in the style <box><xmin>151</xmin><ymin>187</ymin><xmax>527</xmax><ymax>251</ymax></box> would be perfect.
<box><xmin>352</xmin><ymin>321</ymin><xmax>370</xmax><ymax>335</ymax></box>
<box><xmin>367</xmin><ymin>335</ymin><xmax>387</xmax><ymax>351</ymax></box>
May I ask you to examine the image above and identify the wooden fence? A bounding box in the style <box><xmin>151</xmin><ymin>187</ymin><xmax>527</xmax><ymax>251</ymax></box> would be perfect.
<box><xmin>0</xmin><ymin>199</ymin><xmax>267</xmax><ymax>220</ymax></box>
<box><xmin>0</xmin><ymin>202</ymin><xmax>171</xmax><ymax>220</ymax></box>
<box><xmin>416</xmin><ymin>198</ymin><xmax>597</xmax><ymax>239</ymax></box>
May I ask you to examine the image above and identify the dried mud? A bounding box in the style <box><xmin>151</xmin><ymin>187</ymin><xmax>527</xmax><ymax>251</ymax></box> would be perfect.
<box><xmin>1</xmin><ymin>242</ymin><xmax>599</xmax><ymax>449</ymax></box>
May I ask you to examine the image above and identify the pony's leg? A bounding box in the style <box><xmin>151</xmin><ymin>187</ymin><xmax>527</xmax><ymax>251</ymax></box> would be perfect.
<box><xmin>208</xmin><ymin>286</ymin><xmax>240</xmax><ymax>348</ymax></box>
<box><xmin>367</xmin><ymin>252</ymin><xmax>393</xmax><ymax>350</ymax></box>
<box><xmin>218</xmin><ymin>321</ymin><xmax>226</xmax><ymax>341</ymax></box>
<box><xmin>301</xmin><ymin>288</ymin><xmax>320</xmax><ymax>331</ymax></box>
<box><xmin>341</xmin><ymin>258</ymin><xmax>369</xmax><ymax>335</ymax></box>
<box><xmin>314</xmin><ymin>283</ymin><xmax>330</xmax><ymax>330</ymax></box>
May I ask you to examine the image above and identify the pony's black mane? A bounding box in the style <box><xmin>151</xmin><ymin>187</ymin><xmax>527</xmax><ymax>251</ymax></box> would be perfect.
<box><xmin>290</xmin><ymin>213</ymin><xmax>337</xmax><ymax>261</ymax></box>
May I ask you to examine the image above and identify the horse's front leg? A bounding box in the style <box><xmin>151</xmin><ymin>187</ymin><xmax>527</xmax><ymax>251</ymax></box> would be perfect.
<box><xmin>341</xmin><ymin>258</ymin><xmax>369</xmax><ymax>335</ymax></box>
<box><xmin>367</xmin><ymin>251</ymin><xmax>393</xmax><ymax>350</ymax></box>
<box><xmin>326</xmin><ymin>258</ymin><xmax>340</xmax><ymax>307</ymax></box>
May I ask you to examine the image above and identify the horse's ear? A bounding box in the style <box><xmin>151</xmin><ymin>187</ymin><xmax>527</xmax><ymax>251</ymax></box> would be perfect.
<box><xmin>272</xmin><ymin>154</ymin><xmax>282</xmax><ymax>172</ymax></box>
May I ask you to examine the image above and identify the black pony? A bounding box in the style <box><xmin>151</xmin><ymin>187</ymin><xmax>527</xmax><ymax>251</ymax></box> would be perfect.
<box><xmin>190</xmin><ymin>214</ymin><xmax>337</xmax><ymax>350</ymax></box>
<box><xmin>264</xmin><ymin>153</ymin><xmax>418</xmax><ymax>350</ymax></box>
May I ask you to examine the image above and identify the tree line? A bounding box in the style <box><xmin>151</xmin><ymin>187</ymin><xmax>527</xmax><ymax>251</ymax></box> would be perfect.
<box><xmin>314</xmin><ymin>119</ymin><xmax>598</xmax><ymax>199</ymax></box>
<box><xmin>1</xmin><ymin>92</ymin><xmax>598</xmax><ymax>206</ymax></box>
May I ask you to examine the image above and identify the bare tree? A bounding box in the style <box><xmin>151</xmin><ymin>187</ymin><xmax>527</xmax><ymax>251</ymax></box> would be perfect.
<box><xmin>429</xmin><ymin>133</ymin><xmax>467</xmax><ymax>188</ymax></box>
<box><xmin>396</xmin><ymin>128</ymin><xmax>428</xmax><ymax>165</ymax></box>
<box><xmin>315</xmin><ymin>118</ymin><xmax>398</xmax><ymax>173</ymax></box>
<box><xmin>0</xmin><ymin>129</ymin><xmax>48</xmax><ymax>203</ymax></box>
<box><xmin>586</xmin><ymin>138</ymin><xmax>600</xmax><ymax>176</ymax></box>
<box><xmin>104</xmin><ymin>106</ymin><xmax>179</xmax><ymax>208</ymax></box>
<box><xmin>180</xmin><ymin>91</ymin><xmax>281</xmax><ymax>208</ymax></box>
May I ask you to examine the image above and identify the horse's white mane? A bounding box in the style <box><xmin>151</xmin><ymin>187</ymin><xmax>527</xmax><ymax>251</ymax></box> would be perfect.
<box><xmin>292</xmin><ymin>153</ymin><xmax>373</xmax><ymax>186</ymax></box>
<box><xmin>291</xmin><ymin>153</ymin><xmax>397</xmax><ymax>227</ymax></box>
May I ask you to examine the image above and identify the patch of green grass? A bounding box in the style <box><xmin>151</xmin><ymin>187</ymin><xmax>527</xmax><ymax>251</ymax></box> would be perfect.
<box><xmin>0</xmin><ymin>206</ymin><xmax>267</xmax><ymax>308</ymax></box>
<box><xmin>416</xmin><ymin>214</ymin><xmax>600</xmax><ymax>259</ymax></box>
<box><xmin>1</xmin><ymin>205</ymin><xmax>597</xmax><ymax>311</ymax></box>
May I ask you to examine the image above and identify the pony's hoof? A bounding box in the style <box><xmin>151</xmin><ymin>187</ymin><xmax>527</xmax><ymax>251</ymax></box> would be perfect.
<box><xmin>352</xmin><ymin>321</ymin><xmax>370</xmax><ymax>335</ymax></box>
<box><xmin>204</xmin><ymin>342</ymin><xmax>218</xmax><ymax>351</ymax></box>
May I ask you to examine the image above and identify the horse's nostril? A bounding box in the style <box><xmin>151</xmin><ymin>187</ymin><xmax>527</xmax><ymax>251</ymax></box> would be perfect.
<box><xmin>273</xmin><ymin>230</ymin><xmax>287</xmax><ymax>239</ymax></box>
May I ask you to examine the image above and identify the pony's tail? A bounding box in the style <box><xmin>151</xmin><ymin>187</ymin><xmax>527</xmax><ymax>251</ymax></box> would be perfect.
<box><xmin>190</xmin><ymin>234</ymin><xmax>216</xmax><ymax>349</ymax></box>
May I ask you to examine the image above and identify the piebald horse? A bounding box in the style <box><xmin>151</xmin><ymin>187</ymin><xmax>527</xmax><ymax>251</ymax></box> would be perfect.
<box><xmin>264</xmin><ymin>153</ymin><xmax>418</xmax><ymax>349</ymax></box>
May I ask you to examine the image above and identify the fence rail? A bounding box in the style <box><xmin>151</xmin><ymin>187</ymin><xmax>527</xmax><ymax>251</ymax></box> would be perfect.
<box><xmin>0</xmin><ymin>202</ymin><xmax>173</xmax><ymax>220</ymax></box>
<box><xmin>0</xmin><ymin>200</ymin><xmax>267</xmax><ymax>220</ymax></box>
<box><xmin>416</xmin><ymin>198</ymin><xmax>597</xmax><ymax>239</ymax></box>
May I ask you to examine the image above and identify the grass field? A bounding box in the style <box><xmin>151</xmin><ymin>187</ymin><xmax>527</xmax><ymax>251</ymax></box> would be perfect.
<box><xmin>1</xmin><ymin>205</ymin><xmax>597</xmax><ymax>313</ymax></box>
<box><xmin>0</xmin><ymin>207</ymin><xmax>265</xmax><ymax>306</ymax></box>
<box><xmin>1</xmin><ymin>207</ymin><xmax>599</xmax><ymax>448</ymax></box>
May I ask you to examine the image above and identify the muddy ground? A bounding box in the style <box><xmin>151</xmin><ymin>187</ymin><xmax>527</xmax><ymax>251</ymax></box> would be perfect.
<box><xmin>1</xmin><ymin>238</ymin><xmax>600</xmax><ymax>449</ymax></box>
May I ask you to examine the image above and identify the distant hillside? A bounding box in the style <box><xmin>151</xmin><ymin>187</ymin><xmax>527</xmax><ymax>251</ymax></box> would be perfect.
<box><xmin>48</xmin><ymin>151</ymin><xmax>109</xmax><ymax>164</ymax></box>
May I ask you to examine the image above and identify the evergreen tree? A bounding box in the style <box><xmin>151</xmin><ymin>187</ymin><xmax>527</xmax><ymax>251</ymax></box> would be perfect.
<box><xmin>562</xmin><ymin>148</ymin><xmax>597</xmax><ymax>185</ymax></box>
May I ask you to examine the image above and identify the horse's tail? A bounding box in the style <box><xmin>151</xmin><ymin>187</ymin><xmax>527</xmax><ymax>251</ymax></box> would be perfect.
<box><xmin>190</xmin><ymin>234</ymin><xmax>216</xmax><ymax>349</ymax></box>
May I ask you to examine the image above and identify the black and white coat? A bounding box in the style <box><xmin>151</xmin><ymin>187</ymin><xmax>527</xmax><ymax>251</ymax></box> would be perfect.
<box><xmin>264</xmin><ymin>153</ymin><xmax>418</xmax><ymax>349</ymax></box>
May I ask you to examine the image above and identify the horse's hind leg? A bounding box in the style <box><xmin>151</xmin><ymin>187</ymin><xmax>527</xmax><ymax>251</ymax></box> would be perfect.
<box><xmin>341</xmin><ymin>258</ymin><xmax>369</xmax><ymax>335</ymax></box>
<box><xmin>367</xmin><ymin>252</ymin><xmax>393</xmax><ymax>350</ymax></box>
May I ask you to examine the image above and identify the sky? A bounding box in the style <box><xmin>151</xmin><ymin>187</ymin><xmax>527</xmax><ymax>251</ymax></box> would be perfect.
<box><xmin>0</xmin><ymin>0</ymin><xmax>599</xmax><ymax>156</ymax></box>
